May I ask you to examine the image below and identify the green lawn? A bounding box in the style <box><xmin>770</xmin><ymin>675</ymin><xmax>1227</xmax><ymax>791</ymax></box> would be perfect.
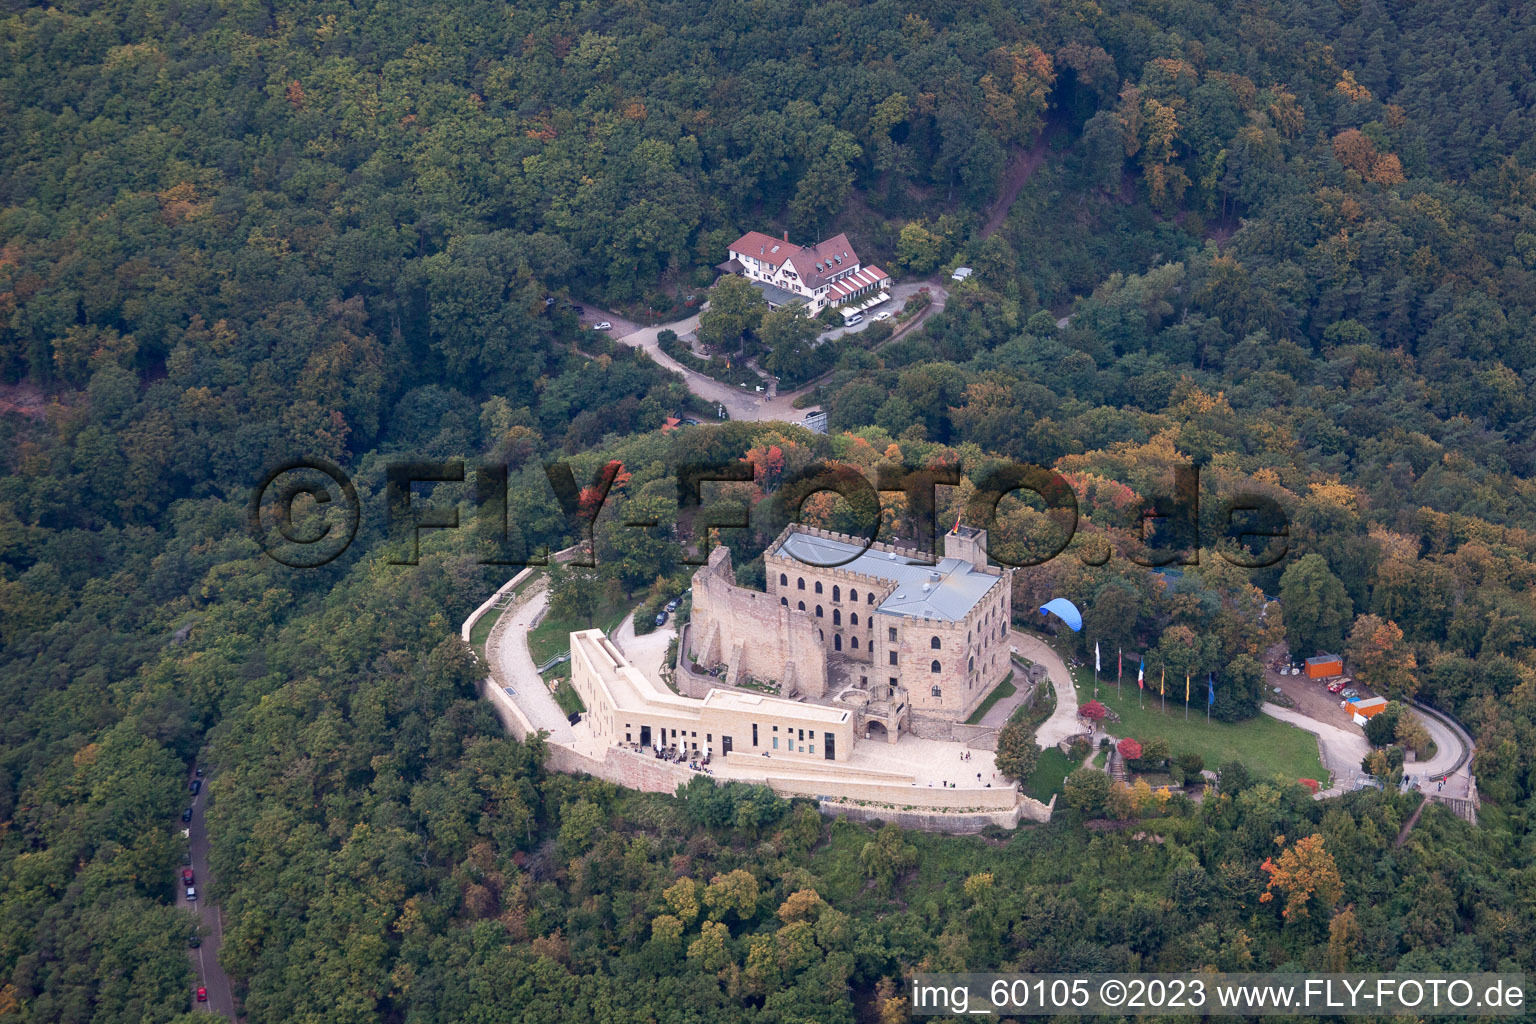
<box><xmin>965</xmin><ymin>672</ymin><xmax>1016</xmax><ymax>725</ymax></box>
<box><xmin>1025</xmin><ymin>747</ymin><xmax>1075</xmax><ymax>803</ymax></box>
<box><xmin>553</xmin><ymin>679</ymin><xmax>586</xmax><ymax>716</ymax></box>
<box><xmin>527</xmin><ymin>593</ymin><xmax>631</xmax><ymax>666</ymax></box>
<box><xmin>468</xmin><ymin>603</ymin><xmax>503</xmax><ymax>654</ymax></box>
<box><xmin>1054</xmin><ymin>641</ymin><xmax>1325</xmax><ymax>784</ymax></box>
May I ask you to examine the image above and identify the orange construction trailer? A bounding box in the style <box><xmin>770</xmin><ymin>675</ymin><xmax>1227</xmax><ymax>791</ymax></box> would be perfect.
<box><xmin>1305</xmin><ymin>654</ymin><xmax>1344</xmax><ymax>679</ymax></box>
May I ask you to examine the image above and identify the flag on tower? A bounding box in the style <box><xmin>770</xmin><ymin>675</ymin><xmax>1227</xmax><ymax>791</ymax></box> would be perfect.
<box><xmin>952</xmin><ymin>512</ymin><xmax>962</xmax><ymax>534</ymax></box>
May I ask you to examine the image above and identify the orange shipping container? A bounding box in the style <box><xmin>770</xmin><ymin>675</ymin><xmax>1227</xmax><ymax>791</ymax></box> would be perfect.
<box><xmin>1305</xmin><ymin>655</ymin><xmax>1343</xmax><ymax>679</ymax></box>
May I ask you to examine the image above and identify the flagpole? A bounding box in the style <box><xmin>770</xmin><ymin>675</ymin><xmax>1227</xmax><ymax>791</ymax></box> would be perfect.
<box><xmin>1185</xmin><ymin>672</ymin><xmax>1189</xmax><ymax>721</ymax></box>
<box><xmin>1161</xmin><ymin>665</ymin><xmax>1166</xmax><ymax>713</ymax></box>
<box><xmin>1118</xmin><ymin>648</ymin><xmax>1123</xmax><ymax>700</ymax></box>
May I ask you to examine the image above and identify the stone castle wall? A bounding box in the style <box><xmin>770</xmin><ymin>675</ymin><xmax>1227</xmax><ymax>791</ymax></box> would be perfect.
<box><xmin>688</xmin><ymin>545</ymin><xmax>828</xmax><ymax>697</ymax></box>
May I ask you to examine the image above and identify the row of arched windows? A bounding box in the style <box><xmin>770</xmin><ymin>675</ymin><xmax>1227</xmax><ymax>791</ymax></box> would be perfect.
<box><xmin>780</xmin><ymin>573</ymin><xmax>875</xmax><ymax>606</ymax></box>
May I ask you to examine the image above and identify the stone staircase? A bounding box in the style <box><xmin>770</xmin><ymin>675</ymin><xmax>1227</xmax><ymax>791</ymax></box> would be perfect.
<box><xmin>1108</xmin><ymin>750</ymin><xmax>1129</xmax><ymax>783</ymax></box>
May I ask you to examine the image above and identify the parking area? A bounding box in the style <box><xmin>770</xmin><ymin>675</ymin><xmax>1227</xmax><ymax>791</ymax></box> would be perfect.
<box><xmin>1268</xmin><ymin>658</ymin><xmax>1370</xmax><ymax>730</ymax></box>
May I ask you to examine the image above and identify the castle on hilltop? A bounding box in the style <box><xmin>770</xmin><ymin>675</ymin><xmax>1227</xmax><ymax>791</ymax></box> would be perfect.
<box><xmin>686</xmin><ymin>524</ymin><xmax>1015</xmax><ymax>741</ymax></box>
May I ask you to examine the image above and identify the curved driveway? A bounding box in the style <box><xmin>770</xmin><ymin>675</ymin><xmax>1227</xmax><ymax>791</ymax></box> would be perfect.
<box><xmin>485</xmin><ymin>587</ymin><xmax>575</xmax><ymax>743</ymax></box>
<box><xmin>597</xmin><ymin>279</ymin><xmax>949</xmax><ymax>424</ymax></box>
<box><xmin>1008</xmin><ymin>631</ymin><xmax>1080</xmax><ymax>747</ymax></box>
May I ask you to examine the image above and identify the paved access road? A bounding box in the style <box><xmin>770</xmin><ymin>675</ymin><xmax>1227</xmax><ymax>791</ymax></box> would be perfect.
<box><xmin>590</xmin><ymin>279</ymin><xmax>949</xmax><ymax>424</ymax></box>
<box><xmin>1260</xmin><ymin>703</ymin><xmax>1370</xmax><ymax>797</ymax></box>
<box><xmin>1008</xmin><ymin>631</ymin><xmax>1081</xmax><ymax>747</ymax></box>
<box><xmin>486</xmin><ymin>587</ymin><xmax>576</xmax><ymax>743</ymax></box>
<box><xmin>181</xmin><ymin>767</ymin><xmax>235</xmax><ymax>1017</ymax></box>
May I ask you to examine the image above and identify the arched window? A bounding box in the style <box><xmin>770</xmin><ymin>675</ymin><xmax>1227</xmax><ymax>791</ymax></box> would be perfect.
<box><xmin>930</xmin><ymin>636</ymin><xmax>941</xmax><ymax>649</ymax></box>
<box><xmin>779</xmin><ymin>573</ymin><xmax>787</xmax><ymax>586</ymax></box>
<box><xmin>780</xmin><ymin>597</ymin><xmax>787</xmax><ymax>606</ymax></box>
<box><xmin>848</xmin><ymin>612</ymin><xmax>857</xmax><ymax>626</ymax></box>
<box><xmin>832</xmin><ymin>585</ymin><xmax>841</xmax><ymax>602</ymax></box>
<box><xmin>931</xmin><ymin>685</ymin><xmax>942</xmax><ymax>698</ymax></box>
<box><xmin>850</xmin><ymin>589</ymin><xmax>858</xmax><ymax>602</ymax></box>
<box><xmin>797</xmin><ymin>601</ymin><xmax>805</xmax><ymax>611</ymax></box>
<box><xmin>867</xmin><ymin>593</ymin><xmax>875</xmax><ymax>605</ymax></box>
<box><xmin>814</xmin><ymin>581</ymin><xmax>823</xmax><ymax>594</ymax></box>
<box><xmin>833</xmin><ymin>609</ymin><xmax>841</xmax><ymax>625</ymax></box>
<box><xmin>834</xmin><ymin>634</ymin><xmax>842</xmax><ymax>651</ymax></box>
<box><xmin>930</xmin><ymin>660</ymin><xmax>941</xmax><ymax>673</ymax></box>
<box><xmin>797</xmin><ymin>577</ymin><xmax>805</xmax><ymax>590</ymax></box>
<box><xmin>851</xmin><ymin>636</ymin><xmax>859</xmax><ymax>649</ymax></box>
<box><xmin>818</xmin><ymin>629</ymin><xmax>824</xmax><ymax>642</ymax></box>
<box><xmin>815</xmin><ymin>605</ymin><xmax>823</xmax><ymax>618</ymax></box>
<box><xmin>968</xmin><ymin>655</ymin><xmax>975</xmax><ymax>671</ymax></box>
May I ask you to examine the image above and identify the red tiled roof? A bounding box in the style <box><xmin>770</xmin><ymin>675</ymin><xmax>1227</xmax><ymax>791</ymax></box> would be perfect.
<box><xmin>825</xmin><ymin>264</ymin><xmax>889</xmax><ymax>301</ymax></box>
<box><xmin>727</xmin><ymin>230</ymin><xmax>869</xmax><ymax>292</ymax></box>
<box><xmin>727</xmin><ymin>231</ymin><xmax>797</xmax><ymax>267</ymax></box>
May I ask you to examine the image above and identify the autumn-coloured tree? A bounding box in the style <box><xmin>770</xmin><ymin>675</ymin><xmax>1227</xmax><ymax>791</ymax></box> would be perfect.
<box><xmin>1080</xmin><ymin>699</ymin><xmax>1108</xmax><ymax>726</ymax></box>
<box><xmin>1332</xmin><ymin>129</ymin><xmax>1406</xmax><ymax>185</ymax></box>
<box><xmin>980</xmin><ymin>44</ymin><xmax>1056</xmax><ymax>146</ymax></box>
<box><xmin>1260</xmin><ymin>835</ymin><xmax>1343</xmax><ymax>921</ymax></box>
<box><xmin>1327</xmin><ymin>905</ymin><xmax>1361</xmax><ymax>970</ymax></box>
<box><xmin>1117</xmin><ymin>737</ymin><xmax>1142</xmax><ymax>761</ymax></box>
<box><xmin>1345</xmin><ymin>614</ymin><xmax>1418</xmax><ymax>699</ymax></box>
<box><xmin>704</xmin><ymin>869</ymin><xmax>760</xmax><ymax>921</ymax></box>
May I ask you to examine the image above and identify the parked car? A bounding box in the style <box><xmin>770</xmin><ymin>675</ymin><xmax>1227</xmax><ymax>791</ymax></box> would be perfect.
<box><xmin>592</xmin><ymin>321</ymin><xmax>612</xmax><ymax>330</ymax></box>
<box><xmin>1328</xmin><ymin>681</ymin><xmax>1346</xmax><ymax>694</ymax></box>
<box><xmin>665</xmin><ymin>598</ymin><xmax>680</xmax><ymax>612</ymax></box>
<box><xmin>843</xmin><ymin>313</ymin><xmax>863</xmax><ymax>326</ymax></box>
<box><xmin>181</xmin><ymin>867</ymin><xmax>194</xmax><ymax>885</ymax></box>
<box><xmin>186</xmin><ymin>886</ymin><xmax>197</xmax><ymax>901</ymax></box>
<box><xmin>181</xmin><ymin>807</ymin><xmax>193</xmax><ymax>822</ymax></box>
<box><xmin>1341</xmin><ymin>688</ymin><xmax>1360</xmax><ymax>699</ymax></box>
<box><xmin>189</xmin><ymin>778</ymin><xmax>201</xmax><ymax>794</ymax></box>
<box><xmin>679</xmin><ymin>417</ymin><xmax>701</xmax><ymax>426</ymax></box>
<box><xmin>194</xmin><ymin>767</ymin><xmax>203</xmax><ymax>777</ymax></box>
<box><xmin>872</xmin><ymin>311</ymin><xmax>892</xmax><ymax>322</ymax></box>
<box><xmin>654</xmin><ymin>611</ymin><xmax>668</xmax><ymax>626</ymax></box>
<box><xmin>188</xmin><ymin>932</ymin><xmax>200</xmax><ymax>948</ymax></box>
<box><xmin>196</xmin><ymin>987</ymin><xmax>208</xmax><ymax>1003</ymax></box>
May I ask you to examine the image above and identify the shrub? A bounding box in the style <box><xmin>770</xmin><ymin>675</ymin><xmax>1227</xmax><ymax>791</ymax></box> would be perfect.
<box><xmin>1063</xmin><ymin>768</ymin><xmax>1111</xmax><ymax>813</ymax></box>
<box><xmin>1116</xmin><ymin>737</ymin><xmax>1142</xmax><ymax>761</ymax></box>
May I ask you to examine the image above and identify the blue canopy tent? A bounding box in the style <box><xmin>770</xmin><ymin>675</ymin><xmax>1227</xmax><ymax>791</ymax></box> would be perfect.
<box><xmin>1039</xmin><ymin>597</ymin><xmax>1083</xmax><ymax>632</ymax></box>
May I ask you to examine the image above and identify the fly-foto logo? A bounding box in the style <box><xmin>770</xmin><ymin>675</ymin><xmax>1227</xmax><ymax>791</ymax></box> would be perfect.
<box><xmin>248</xmin><ymin>457</ymin><xmax>1289</xmax><ymax>570</ymax></box>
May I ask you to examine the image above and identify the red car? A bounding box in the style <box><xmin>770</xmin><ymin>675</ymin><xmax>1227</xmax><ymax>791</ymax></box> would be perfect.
<box><xmin>196</xmin><ymin>987</ymin><xmax>208</xmax><ymax>1003</ymax></box>
<box><xmin>1328</xmin><ymin>681</ymin><xmax>1346</xmax><ymax>693</ymax></box>
<box><xmin>181</xmin><ymin>867</ymin><xmax>194</xmax><ymax>885</ymax></box>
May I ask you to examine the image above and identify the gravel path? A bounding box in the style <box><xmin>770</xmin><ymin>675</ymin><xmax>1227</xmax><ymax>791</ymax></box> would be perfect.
<box><xmin>486</xmin><ymin>588</ymin><xmax>575</xmax><ymax>743</ymax></box>
<box><xmin>1010</xmin><ymin>631</ymin><xmax>1080</xmax><ymax>747</ymax></box>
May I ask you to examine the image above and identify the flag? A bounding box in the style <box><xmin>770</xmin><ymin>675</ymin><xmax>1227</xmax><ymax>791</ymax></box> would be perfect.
<box><xmin>1185</xmin><ymin>673</ymin><xmax>1190</xmax><ymax>702</ymax></box>
<box><xmin>1137</xmin><ymin>658</ymin><xmax>1145</xmax><ymax>690</ymax></box>
<box><xmin>1160</xmin><ymin>665</ymin><xmax>1165</xmax><ymax>696</ymax></box>
<box><xmin>952</xmin><ymin>512</ymin><xmax>962</xmax><ymax>534</ymax></box>
<box><xmin>1095</xmin><ymin>642</ymin><xmax>1101</xmax><ymax>674</ymax></box>
<box><xmin>1207</xmin><ymin>673</ymin><xmax>1215</xmax><ymax>705</ymax></box>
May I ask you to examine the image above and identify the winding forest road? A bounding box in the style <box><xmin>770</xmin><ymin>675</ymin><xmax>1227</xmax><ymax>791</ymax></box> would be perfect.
<box><xmin>182</xmin><ymin>767</ymin><xmax>235</xmax><ymax>1017</ymax></box>
<box><xmin>588</xmin><ymin>280</ymin><xmax>949</xmax><ymax>424</ymax></box>
<box><xmin>1010</xmin><ymin>631</ymin><xmax>1081</xmax><ymax>747</ymax></box>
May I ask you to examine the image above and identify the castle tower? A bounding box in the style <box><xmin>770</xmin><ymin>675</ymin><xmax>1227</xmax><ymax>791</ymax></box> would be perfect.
<box><xmin>943</xmin><ymin>523</ymin><xmax>989</xmax><ymax>570</ymax></box>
